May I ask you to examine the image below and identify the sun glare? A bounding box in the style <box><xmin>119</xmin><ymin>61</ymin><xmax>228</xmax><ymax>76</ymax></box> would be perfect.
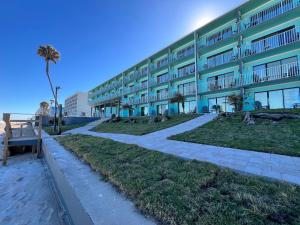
<box><xmin>191</xmin><ymin>14</ymin><xmax>215</xmax><ymax>30</ymax></box>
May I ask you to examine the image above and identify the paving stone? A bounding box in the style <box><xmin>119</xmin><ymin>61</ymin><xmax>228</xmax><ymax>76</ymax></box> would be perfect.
<box><xmin>65</xmin><ymin>114</ymin><xmax>300</xmax><ymax>185</ymax></box>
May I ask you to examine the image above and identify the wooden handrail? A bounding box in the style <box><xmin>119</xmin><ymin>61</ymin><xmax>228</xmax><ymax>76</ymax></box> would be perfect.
<box><xmin>10</xmin><ymin>120</ymin><xmax>39</xmax><ymax>123</ymax></box>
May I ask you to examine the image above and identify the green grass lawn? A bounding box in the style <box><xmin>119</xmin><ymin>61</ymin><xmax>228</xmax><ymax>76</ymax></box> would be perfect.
<box><xmin>56</xmin><ymin>134</ymin><xmax>300</xmax><ymax>225</ymax></box>
<box><xmin>43</xmin><ymin>122</ymin><xmax>89</xmax><ymax>135</ymax></box>
<box><xmin>170</xmin><ymin>112</ymin><xmax>300</xmax><ymax>157</ymax></box>
<box><xmin>92</xmin><ymin>114</ymin><xmax>198</xmax><ymax>135</ymax></box>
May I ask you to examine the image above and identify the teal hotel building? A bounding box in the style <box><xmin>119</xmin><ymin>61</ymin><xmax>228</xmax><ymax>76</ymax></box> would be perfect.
<box><xmin>88</xmin><ymin>0</ymin><xmax>300</xmax><ymax>117</ymax></box>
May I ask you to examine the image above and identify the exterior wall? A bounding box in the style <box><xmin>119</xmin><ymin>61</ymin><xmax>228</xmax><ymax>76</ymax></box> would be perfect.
<box><xmin>89</xmin><ymin>0</ymin><xmax>300</xmax><ymax>117</ymax></box>
<box><xmin>65</xmin><ymin>92</ymin><xmax>91</xmax><ymax>117</ymax></box>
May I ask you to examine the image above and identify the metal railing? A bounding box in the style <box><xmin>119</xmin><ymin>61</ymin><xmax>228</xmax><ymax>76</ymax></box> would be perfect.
<box><xmin>124</xmin><ymin>70</ymin><xmax>148</xmax><ymax>84</ymax></box>
<box><xmin>206</xmin><ymin>27</ymin><xmax>236</xmax><ymax>47</ymax></box>
<box><xmin>207</xmin><ymin>75</ymin><xmax>240</xmax><ymax>92</ymax></box>
<box><xmin>245</xmin><ymin>0</ymin><xmax>299</xmax><ymax>29</ymax></box>
<box><xmin>206</xmin><ymin>50</ymin><xmax>235</xmax><ymax>69</ymax></box>
<box><xmin>123</xmin><ymin>83</ymin><xmax>148</xmax><ymax>95</ymax></box>
<box><xmin>244</xmin><ymin>61</ymin><xmax>300</xmax><ymax>85</ymax></box>
<box><xmin>171</xmin><ymin>46</ymin><xmax>194</xmax><ymax>62</ymax></box>
<box><xmin>243</xmin><ymin>28</ymin><xmax>300</xmax><ymax>57</ymax></box>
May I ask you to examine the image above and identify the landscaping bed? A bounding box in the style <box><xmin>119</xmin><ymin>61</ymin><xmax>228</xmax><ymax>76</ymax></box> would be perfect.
<box><xmin>170</xmin><ymin>110</ymin><xmax>300</xmax><ymax>157</ymax></box>
<box><xmin>56</xmin><ymin>134</ymin><xmax>300</xmax><ymax>225</ymax></box>
<box><xmin>43</xmin><ymin>122</ymin><xmax>89</xmax><ymax>135</ymax></box>
<box><xmin>92</xmin><ymin>114</ymin><xmax>198</xmax><ymax>135</ymax></box>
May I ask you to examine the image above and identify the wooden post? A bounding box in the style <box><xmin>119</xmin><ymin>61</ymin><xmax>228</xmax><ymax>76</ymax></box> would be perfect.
<box><xmin>37</xmin><ymin>115</ymin><xmax>42</xmax><ymax>158</ymax></box>
<box><xmin>20</xmin><ymin>124</ymin><xmax>23</xmax><ymax>137</ymax></box>
<box><xmin>2</xmin><ymin>113</ymin><xmax>11</xmax><ymax>166</ymax></box>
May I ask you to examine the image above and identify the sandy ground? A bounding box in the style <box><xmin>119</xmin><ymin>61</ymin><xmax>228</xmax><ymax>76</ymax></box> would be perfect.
<box><xmin>0</xmin><ymin>153</ymin><xmax>62</xmax><ymax>225</ymax></box>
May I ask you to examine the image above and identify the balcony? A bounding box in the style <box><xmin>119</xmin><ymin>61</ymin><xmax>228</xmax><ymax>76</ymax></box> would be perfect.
<box><xmin>244</xmin><ymin>0</ymin><xmax>299</xmax><ymax>29</ymax></box>
<box><xmin>171</xmin><ymin>46</ymin><xmax>195</xmax><ymax>64</ymax></box>
<box><xmin>123</xmin><ymin>96</ymin><xmax>148</xmax><ymax>106</ymax></box>
<box><xmin>149</xmin><ymin>73</ymin><xmax>174</xmax><ymax>87</ymax></box>
<box><xmin>207</xmin><ymin>75</ymin><xmax>240</xmax><ymax>93</ymax></box>
<box><xmin>170</xmin><ymin>87</ymin><xmax>196</xmax><ymax>98</ymax></box>
<box><xmin>243</xmin><ymin>61</ymin><xmax>300</xmax><ymax>86</ymax></box>
<box><xmin>243</xmin><ymin>28</ymin><xmax>300</xmax><ymax>58</ymax></box>
<box><xmin>149</xmin><ymin>58</ymin><xmax>169</xmax><ymax>74</ymax></box>
<box><xmin>123</xmin><ymin>83</ymin><xmax>148</xmax><ymax>95</ymax></box>
<box><xmin>149</xmin><ymin>93</ymin><xmax>169</xmax><ymax>102</ymax></box>
<box><xmin>124</xmin><ymin>70</ymin><xmax>148</xmax><ymax>84</ymax></box>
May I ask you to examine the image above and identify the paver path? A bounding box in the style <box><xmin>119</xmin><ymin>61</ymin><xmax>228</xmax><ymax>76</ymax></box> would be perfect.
<box><xmin>65</xmin><ymin>115</ymin><xmax>300</xmax><ymax>185</ymax></box>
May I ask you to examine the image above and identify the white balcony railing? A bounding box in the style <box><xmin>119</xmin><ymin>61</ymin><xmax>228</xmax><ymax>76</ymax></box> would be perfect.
<box><xmin>243</xmin><ymin>28</ymin><xmax>300</xmax><ymax>57</ymax></box>
<box><xmin>244</xmin><ymin>61</ymin><xmax>300</xmax><ymax>85</ymax></box>
<box><xmin>207</xmin><ymin>75</ymin><xmax>240</xmax><ymax>92</ymax></box>
<box><xmin>245</xmin><ymin>0</ymin><xmax>299</xmax><ymax>29</ymax></box>
<box><xmin>206</xmin><ymin>50</ymin><xmax>236</xmax><ymax>69</ymax></box>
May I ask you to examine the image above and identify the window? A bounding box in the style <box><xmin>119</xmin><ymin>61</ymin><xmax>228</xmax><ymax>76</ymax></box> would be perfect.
<box><xmin>157</xmin><ymin>73</ymin><xmax>169</xmax><ymax>84</ymax></box>
<box><xmin>284</xmin><ymin>88</ymin><xmax>300</xmax><ymax>108</ymax></box>
<box><xmin>141</xmin><ymin>67</ymin><xmax>148</xmax><ymax>76</ymax></box>
<box><xmin>141</xmin><ymin>93</ymin><xmax>147</xmax><ymax>103</ymax></box>
<box><xmin>141</xmin><ymin>106</ymin><xmax>148</xmax><ymax>116</ymax></box>
<box><xmin>177</xmin><ymin>45</ymin><xmax>194</xmax><ymax>59</ymax></box>
<box><xmin>208</xmin><ymin>97</ymin><xmax>234</xmax><ymax>113</ymax></box>
<box><xmin>206</xmin><ymin>26</ymin><xmax>233</xmax><ymax>46</ymax></box>
<box><xmin>178</xmin><ymin>63</ymin><xmax>195</xmax><ymax>78</ymax></box>
<box><xmin>269</xmin><ymin>90</ymin><xmax>284</xmax><ymax>109</ymax></box>
<box><xmin>207</xmin><ymin>72</ymin><xmax>235</xmax><ymax>91</ymax></box>
<box><xmin>157</xmin><ymin>104</ymin><xmax>168</xmax><ymax>115</ymax></box>
<box><xmin>141</xmin><ymin>80</ymin><xmax>147</xmax><ymax>88</ymax></box>
<box><xmin>255</xmin><ymin>88</ymin><xmax>300</xmax><ymax>109</ymax></box>
<box><xmin>157</xmin><ymin>88</ymin><xmax>168</xmax><ymax>100</ymax></box>
<box><xmin>178</xmin><ymin>81</ymin><xmax>196</xmax><ymax>96</ymax></box>
<box><xmin>179</xmin><ymin>100</ymin><xmax>196</xmax><ymax>114</ymax></box>
<box><xmin>157</xmin><ymin>57</ymin><xmax>168</xmax><ymax>68</ymax></box>
<box><xmin>207</xmin><ymin>49</ymin><xmax>234</xmax><ymax>68</ymax></box>
<box><xmin>253</xmin><ymin>56</ymin><xmax>299</xmax><ymax>83</ymax></box>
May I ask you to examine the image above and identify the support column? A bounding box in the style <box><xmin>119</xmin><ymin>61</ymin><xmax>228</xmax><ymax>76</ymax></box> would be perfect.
<box><xmin>194</xmin><ymin>31</ymin><xmax>199</xmax><ymax>113</ymax></box>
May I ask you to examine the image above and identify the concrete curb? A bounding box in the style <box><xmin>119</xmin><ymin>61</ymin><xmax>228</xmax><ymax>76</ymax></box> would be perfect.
<box><xmin>42</xmin><ymin>134</ymin><xmax>156</xmax><ymax>225</ymax></box>
<box><xmin>43</xmin><ymin>137</ymin><xmax>94</xmax><ymax>225</ymax></box>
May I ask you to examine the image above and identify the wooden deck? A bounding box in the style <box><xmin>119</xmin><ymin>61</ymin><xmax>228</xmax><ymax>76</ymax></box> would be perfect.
<box><xmin>2</xmin><ymin>113</ymin><xmax>42</xmax><ymax>165</ymax></box>
<box><xmin>9</xmin><ymin>123</ymin><xmax>39</xmax><ymax>146</ymax></box>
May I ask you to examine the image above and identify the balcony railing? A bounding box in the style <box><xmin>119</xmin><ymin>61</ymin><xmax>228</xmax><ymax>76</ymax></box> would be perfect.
<box><xmin>123</xmin><ymin>96</ymin><xmax>148</xmax><ymax>105</ymax></box>
<box><xmin>124</xmin><ymin>70</ymin><xmax>148</xmax><ymax>84</ymax></box>
<box><xmin>207</xmin><ymin>75</ymin><xmax>240</xmax><ymax>92</ymax></box>
<box><xmin>206</xmin><ymin>27</ymin><xmax>236</xmax><ymax>47</ymax></box>
<box><xmin>244</xmin><ymin>61</ymin><xmax>300</xmax><ymax>85</ymax></box>
<box><xmin>205</xmin><ymin>51</ymin><xmax>236</xmax><ymax>70</ymax></box>
<box><xmin>149</xmin><ymin>93</ymin><xmax>169</xmax><ymax>102</ymax></box>
<box><xmin>150</xmin><ymin>58</ymin><xmax>169</xmax><ymax>73</ymax></box>
<box><xmin>170</xmin><ymin>87</ymin><xmax>196</xmax><ymax>98</ymax></box>
<box><xmin>243</xmin><ymin>28</ymin><xmax>300</xmax><ymax>57</ymax></box>
<box><xmin>123</xmin><ymin>83</ymin><xmax>148</xmax><ymax>95</ymax></box>
<box><xmin>245</xmin><ymin>0</ymin><xmax>299</xmax><ymax>29</ymax></box>
<box><xmin>171</xmin><ymin>46</ymin><xmax>194</xmax><ymax>63</ymax></box>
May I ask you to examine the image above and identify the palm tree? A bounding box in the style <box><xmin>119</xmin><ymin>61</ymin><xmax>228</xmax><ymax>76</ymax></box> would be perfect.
<box><xmin>228</xmin><ymin>95</ymin><xmax>243</xmax><ymax>112</ymax></box>
<box><xmin>37</xmin><ymin>45</ymin><xmax>60</xmax><ymax>100</ymax></box>
<box><xmin>170</xmin><ymin>92</ymin><xmax>185</xmax><ymax>114</ymax></box>
<box><xmin>38</xmin><ymin>45</ymin><xmax>60</xmax><ymax>131</ymax></box>
<box><xmin>39</xmin><ymin>101</ymin><xmax>49</xmax><ymax>115</ymax></box>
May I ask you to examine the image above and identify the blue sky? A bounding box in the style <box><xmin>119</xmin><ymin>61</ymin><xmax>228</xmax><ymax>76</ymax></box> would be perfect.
<box><xmin>0</xmin><ymin>0</ymin><xmax>245</xmax><ymax>116</ymax></box>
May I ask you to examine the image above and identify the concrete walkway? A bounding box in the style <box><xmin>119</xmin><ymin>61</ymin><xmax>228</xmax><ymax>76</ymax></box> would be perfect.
<box><xmin>42</xmin><ymin>133</ymin><xmax>156</xmax><ymax>225</ymax></box>
<box><xmin>65</xmin><ymin>114</ymin><xmax>300</xmax><ymax>185</ymax></box>
<box><xmin>0</xmin><ymin>154</ymin><xmax>62</xmax><ymax>225</ymax></box>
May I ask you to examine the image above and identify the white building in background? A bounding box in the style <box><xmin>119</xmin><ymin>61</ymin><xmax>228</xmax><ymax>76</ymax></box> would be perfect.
<box><xmin>64</xmin><ymin>92</ymin><xmax>90</xmax><ymax>117</ymax></box>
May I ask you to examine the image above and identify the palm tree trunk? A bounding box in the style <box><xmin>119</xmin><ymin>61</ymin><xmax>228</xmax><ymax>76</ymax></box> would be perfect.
<box><xmin>46</xmin><ymin>60</ymin><xmax>58</xmax><ymax>131</ymax></box>
<box><xmin>46</xmin><ymin>60</ymin><xmax>56</xmax><ymax>102</ymax></box>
